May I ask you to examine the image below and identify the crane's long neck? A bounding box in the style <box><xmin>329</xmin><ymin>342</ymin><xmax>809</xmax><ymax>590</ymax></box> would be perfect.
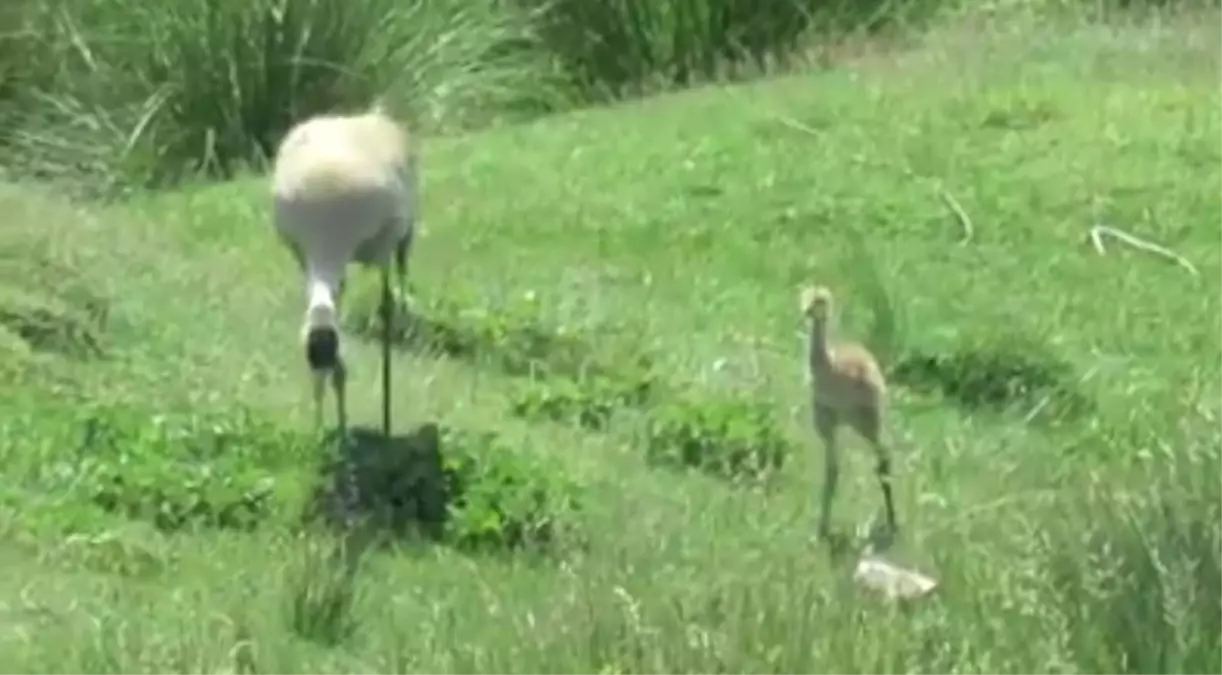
<box><xmin>808</xmin><ymin>316</ymin><xmax>833</xmax><ymax>370</ymax></box>
<box><xmin>304</xmin><ymin>263</ymin><xmax>344</xmax><ymax>334</ymax></box>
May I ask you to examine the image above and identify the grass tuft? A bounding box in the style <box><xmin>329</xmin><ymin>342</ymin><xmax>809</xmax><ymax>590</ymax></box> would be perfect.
<box><xmin>2</xmin><ymin>0</ymin><xmax>563</xmax><ymax>192</ymax></box>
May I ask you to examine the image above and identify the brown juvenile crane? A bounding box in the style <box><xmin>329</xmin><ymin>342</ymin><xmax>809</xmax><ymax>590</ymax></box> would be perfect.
<box><xmin>799</xmin><ymin>284</ymin><xmax>898</xmax><ymax>541</ymax></box>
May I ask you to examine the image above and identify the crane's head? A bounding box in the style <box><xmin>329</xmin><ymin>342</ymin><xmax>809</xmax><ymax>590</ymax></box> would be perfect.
<box><xmin>303</xmin><ymin>277</ymin><xmax>343</xmax><ymax>372</ymax></box>
<box><xmin>800</xmin><ymin>284</ymin><xmax>834</xmax><ymax>322</ymax></box>
<box><xmin>304</xmin><ymin>320</ymin><xmax>340</xmax><ymax>372</ymax></box>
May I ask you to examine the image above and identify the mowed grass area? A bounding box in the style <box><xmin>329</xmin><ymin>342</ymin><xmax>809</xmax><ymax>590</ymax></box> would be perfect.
<box><xmin>0</xmin><ymin>12</ymin><xmax>1219</xmax><ymax>673</ymax></box>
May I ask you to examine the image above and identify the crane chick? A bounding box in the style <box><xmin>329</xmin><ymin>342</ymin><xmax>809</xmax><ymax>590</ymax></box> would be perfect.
<box><xmin>271</xmin><ymin>102</ymin><xmax>419</xmax><ymax>436</ymax></box>
<box><xmin>800</xmin><ymin>284</ymin><xmax>898</xmax><ymax>541</ymax></box>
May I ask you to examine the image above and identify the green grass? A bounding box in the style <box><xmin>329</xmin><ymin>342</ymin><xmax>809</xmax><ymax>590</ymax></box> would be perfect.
<box><xmin>0</xmin><ymin>10</ymin><xmax>1219</xmax><ymax>673</ymax></box>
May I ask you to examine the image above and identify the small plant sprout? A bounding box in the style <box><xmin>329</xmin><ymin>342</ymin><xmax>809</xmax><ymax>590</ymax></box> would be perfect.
<box><xmin>799</xmin><ymin>284</ymin><xmax>898</xmax><ymax>541</ymax></box>
<box><xmin>271</xmin><ymin>102</ymin><xmax>420</xmax><ymax>436</ymax></box>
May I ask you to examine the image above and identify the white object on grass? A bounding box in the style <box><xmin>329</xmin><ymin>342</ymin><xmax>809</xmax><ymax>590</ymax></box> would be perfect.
<box><xmin>853</xmin><ymin>556</ymin><xmax>938</xmax><ymax>601</ymax></box>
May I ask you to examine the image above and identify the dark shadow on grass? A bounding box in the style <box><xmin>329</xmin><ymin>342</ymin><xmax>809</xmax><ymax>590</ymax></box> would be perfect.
<box><xmin>290</xmin><ymin>420</ymin><xmax>449</xmax><ymax>645</ymax></box>
<box><xmin>303</xmin><ymin>422</ymin><xmax>449</xmax><ymax>547</ymax></box>
<box><xmin>889</xmin><ymin>339</ymin><xmax>1094</xmax><ymax>423</ymax></box>
<box><xmin>291</xmin><ymin>423</ymin><xmax>448</xmax><ymax>645</ymax></box>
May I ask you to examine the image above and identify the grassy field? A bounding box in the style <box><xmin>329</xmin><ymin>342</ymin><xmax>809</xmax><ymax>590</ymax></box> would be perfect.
<box><xmin>0</xmin><ymin>8</ymin><xmax>1219</xmax><ymax>673</ymax></box>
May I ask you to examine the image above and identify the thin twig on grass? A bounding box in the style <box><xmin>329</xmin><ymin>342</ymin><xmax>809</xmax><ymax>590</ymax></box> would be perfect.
<box><xmin>937</xmin><ymin>186</ymin><xmax>973</xmax><ymax>244</ymax></box>
<box><xmin>1087</xmin><ymin>224</ymin><xmax>1199</xmax><ymax>278</ymax></box>
<box><xmin>772</xmin><ymin>114</ymin><xmax>824</xmax><ymax>138</ymax></box>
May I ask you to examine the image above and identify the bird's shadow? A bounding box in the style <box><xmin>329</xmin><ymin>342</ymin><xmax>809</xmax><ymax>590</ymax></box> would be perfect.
<box><xmin>302</xmin><ymin>422</ymin><xmax>451</xmax><ymax>551</ymax></box>
<box><xmin>290</xmin><ymin>423</ymin><xmax>450</xmax><ymax>646</ymax></box>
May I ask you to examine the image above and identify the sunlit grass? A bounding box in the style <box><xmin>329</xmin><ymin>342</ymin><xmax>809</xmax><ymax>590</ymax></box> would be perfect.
<box><xmin>0</xmin><ymin>8</ymin><xmax>1218</xmax><ymax>673</ymax></box>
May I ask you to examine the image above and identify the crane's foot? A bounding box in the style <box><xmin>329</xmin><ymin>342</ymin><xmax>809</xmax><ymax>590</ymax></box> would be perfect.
<box><xmin>863</xmin><ymin>515</ymin><xmax>900</xmax><ymax>555</ymax></box>
<box><xmin>811</xmin><ymin>525</ymin><xmax>853</xmax><ymax>560</ymax></box>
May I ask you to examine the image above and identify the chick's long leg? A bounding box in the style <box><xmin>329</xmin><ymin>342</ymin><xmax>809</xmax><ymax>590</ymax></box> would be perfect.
<box><xmin>814</xmin><ymin>402</ymin><xmax>840</xmax><ymax>539</ymax></box>
<box><xmin>853</xmin><ymin>405</ymin><xmax>897</xmax><ymax>534</ymax></box>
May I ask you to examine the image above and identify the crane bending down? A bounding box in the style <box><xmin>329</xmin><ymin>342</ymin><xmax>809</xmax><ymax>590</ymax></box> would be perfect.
<box><xmin>270</xmin><ymin>102</ymin><xmax>419</xmax><ymax>437</ymax></box>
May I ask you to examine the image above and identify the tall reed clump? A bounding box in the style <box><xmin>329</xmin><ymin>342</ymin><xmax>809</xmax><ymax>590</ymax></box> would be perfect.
<box><xmin>0</xmin><ymin>0</ymin><xmax>61</xmax><ymax>182</ymax></box>
<box><xmin>512</xmin><ymin>0</ymin><xmax>954</xmax><ymax>99</ymax></box>
<box><xmin>0</xmin><ymin>0</ymin><xmax>46</xmax><ymax>106</ymax></box>
<box><xmin>1043</xmin><ymin>432</ymin><xmax>1221</xmax><ymax>673</ymax></box>
<box><xmin>0</xmin><ymin>0</ymin><xmax>567</xmax><ymax>193</ymax></box>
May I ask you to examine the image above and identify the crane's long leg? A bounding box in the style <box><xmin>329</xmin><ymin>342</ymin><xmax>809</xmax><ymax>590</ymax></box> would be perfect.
<box><xmin>394</xmin><ymin>234</ymin><xmax>411</xmax><ymax>314</ymax></box>
<box><xmin>333</xmin><ymin>359</ymin><xmax>348</xmax><ymax>435</ymax></box>
<box><xmin>380</xmin><ymin>266</ymin><xmax>393</xmax><ymax>437</ymax></box>
<box><xmin>312</xmin><ymin>371</ymin><xmax>326</xmax><ymax>430</ymax></box>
